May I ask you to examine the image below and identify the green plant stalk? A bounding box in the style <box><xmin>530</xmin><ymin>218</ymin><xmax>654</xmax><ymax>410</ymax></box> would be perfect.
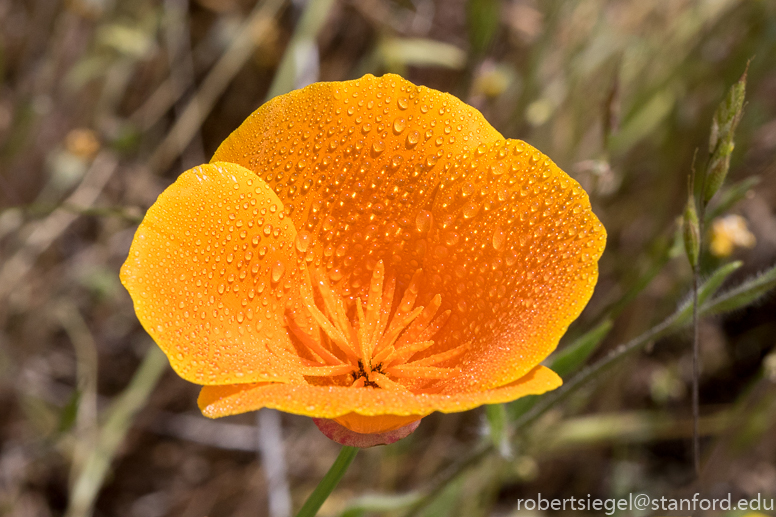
<box><xmin>691</xmin><ymin>250</ymin><xmax>701</xmax><ymax>475</ymax></box>
<box><xmin>296</xmin><ymin>446</ymin><xmax>359</xmax><ymax>517</ymax></box>
<box><xmin>689</xmin><ymin>65</ymin><xmax>747</xmax><ymax>475</ymax></box>
<box><xmin>687</xmin><ymin>168</ymin><xmax>703</xmax><ymax>477</ymax></box>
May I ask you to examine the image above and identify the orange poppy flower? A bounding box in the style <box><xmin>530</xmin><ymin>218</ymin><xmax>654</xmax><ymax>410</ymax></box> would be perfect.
<box><xmin>121</xmin><ymin>74</ymin><xmax>605</xmax><ymax>447</ymax></box>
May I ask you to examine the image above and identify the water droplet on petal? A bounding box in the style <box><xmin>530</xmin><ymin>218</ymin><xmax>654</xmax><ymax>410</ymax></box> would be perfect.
<box><xmin>415</xmin><ymin>210</ymin><xmax>433</xmax><ymax>233</ymax></box>
<box><xmin>406</xmin><ymin>130</ymin><xmax>420</xmax><ymax>148</ymax></box>
<box><xmin>462</xmin><ymin>202</ymin><xmax>480</xmax><ymax>219</ymax></box>
<box><xmin>492</xmin><ymin>226</ymin><xmax>506</xmax><ymax>251</ymax></box>
<box><xmin>271</xmin><ymin>261</ymin><xmax>285</xmax><ymax>283</ymax></box>
<box><xmin>295</xmin><ymin>231</ymin><xmax>312</xmax><ymax>252</ymax></box>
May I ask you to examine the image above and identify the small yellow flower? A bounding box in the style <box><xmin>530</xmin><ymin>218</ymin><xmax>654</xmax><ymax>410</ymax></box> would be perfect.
<box><xmin>65</xmin><ymin>128</ymin><xmax>100</xmax><ymax>160</ymax></box>
<box><xmin>710</xmin><ymin>214</ymin><xmax>756</xmax><ymax>257</ymax></box>
<box><xmin>121</xmin><ymin>74</ymin><xmax>606</xmax><ymax>446</ymax></box>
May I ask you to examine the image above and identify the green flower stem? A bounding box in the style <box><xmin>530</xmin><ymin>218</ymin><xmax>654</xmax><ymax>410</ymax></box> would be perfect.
<box><xmin>296</xmin><ymin>446</ymin><xmax>359</xmax><ymax>517</ymax></box>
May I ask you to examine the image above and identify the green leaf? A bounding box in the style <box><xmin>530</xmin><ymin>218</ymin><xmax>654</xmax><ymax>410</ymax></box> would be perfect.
<box><xmin>549</xmin><ymin>319</ymin><xmax>614</xmax><ymax>379</ymax></box>
<box><xmin>467</xmin><ymin>0</ymin><xmax>500</xmax><ymax>55</ymax></box>
<box><xmin>58</xmin><ymin>389</ymin><xmax>81</xmax><ymax>434</ymax></box>
<box><xmin>675</xmin><ymin>261</ymin><xmax>743</xmax><ymax>325</ymax></box>
<box><xmin>702</xmin><ymin>263</ymin><xmax>776</xmax><ymax>316</ymax></box>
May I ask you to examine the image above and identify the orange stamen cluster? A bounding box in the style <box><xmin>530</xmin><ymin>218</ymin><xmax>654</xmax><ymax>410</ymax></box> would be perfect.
<box><xmin>287</xmin><ymin>261</ymin><xmax>469</xmax><ymax>391</ymax></box>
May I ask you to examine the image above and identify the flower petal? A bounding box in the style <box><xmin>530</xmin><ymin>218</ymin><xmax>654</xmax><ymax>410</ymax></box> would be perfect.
<box><xmin>210</xmin><ymin>73</ymin><xmax>503</xmax><ymax>298</ymax></box>
<box><xmin>120</xmin><ymin>162</ymin><xmax>304</xmax><ymax>384</ymax></box>
<box><xmin>426</xmin><ymin>139</ymin><xmax>607</xmax><ymax>391</ymax></box>
<box><xmin>197</xmin><ymin>365</ymin><xmax>561</xmax><ymax>419</ymax></box>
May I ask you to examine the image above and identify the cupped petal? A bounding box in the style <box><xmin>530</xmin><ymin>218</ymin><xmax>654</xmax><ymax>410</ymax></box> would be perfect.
<box><xmin>120</xmin><ymin>162</ymin><xmax>304</xmax><ymax>385</ymax></box>
<box><xmin>425</xmin><ymin>139</ymin><xmax>607</xmax><ymax>391</ymax></box>
<box><xmin>197</xmin><ymin>364</ymin><xmax>561</xmax><ymax>421</ymax></box>
<box><xmin>211</xmin><ymin>73</ymin><xmax>503</xmax><ymax>300</ymax></box>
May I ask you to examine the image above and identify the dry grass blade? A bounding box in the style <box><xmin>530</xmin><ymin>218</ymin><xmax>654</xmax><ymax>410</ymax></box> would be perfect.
<box><xmin>147</xmin><ymin>0</ymin><xmax>287</xmax><ymax>174</ymax></box>
<box><xmin>0</xmin><ymin>152</ymin><xmax>118</xmax><ymax>306</ymax></box>
<box><xmin>65</xmin><ymin>346</ymin><xmax>167</xmax><ymax>517</ymax></box>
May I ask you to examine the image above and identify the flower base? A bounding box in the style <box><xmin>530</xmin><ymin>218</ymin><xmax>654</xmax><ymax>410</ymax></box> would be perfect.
<box><xmin>313</xmin><ymin>418</ymin><xmax>421</xmax><ymax>448</ymax></box>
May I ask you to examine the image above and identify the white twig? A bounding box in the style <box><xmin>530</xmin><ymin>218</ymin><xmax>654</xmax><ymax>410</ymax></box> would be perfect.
<box><xmin>258</xmin><ymin>409</ymin><xmax>292</xmax><ymax>517</ymax></box>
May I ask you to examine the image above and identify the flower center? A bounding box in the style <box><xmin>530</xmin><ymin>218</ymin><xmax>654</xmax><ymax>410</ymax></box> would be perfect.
<box><xmin>285</xmin><ymin>261</ymin><xmax>469</xmax><ymax>390</ymax></box>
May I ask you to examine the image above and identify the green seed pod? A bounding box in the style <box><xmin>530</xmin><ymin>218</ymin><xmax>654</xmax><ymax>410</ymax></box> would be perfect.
<box><xmin>683</xmin><ymin>192</ymin><xmax>700</xmax><ymax>269</ymax></box>
<box><xmin>704</xmin><ymin>67</ymin><xmax>747</xmax><ymax>203</ymax></box>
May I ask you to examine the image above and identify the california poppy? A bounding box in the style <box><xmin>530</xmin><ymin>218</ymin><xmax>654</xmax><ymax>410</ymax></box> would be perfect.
<box><xmin>121</xmin><ymin>74</ymin><xmax>605</xmax><ymax>447</ymax></box>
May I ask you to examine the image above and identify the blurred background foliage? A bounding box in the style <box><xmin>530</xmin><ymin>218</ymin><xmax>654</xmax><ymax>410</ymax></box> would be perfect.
<box><xmin>1</xmin><ymin>0</ymin><xmax>776</xmax><ymax>516</ymax></box>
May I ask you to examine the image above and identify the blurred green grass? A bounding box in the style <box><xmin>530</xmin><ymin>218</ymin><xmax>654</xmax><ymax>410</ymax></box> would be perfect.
<box><xmin>1</xmin><ymin>0</ymin><xmax>776</xmax><ymax>516</ymax></box>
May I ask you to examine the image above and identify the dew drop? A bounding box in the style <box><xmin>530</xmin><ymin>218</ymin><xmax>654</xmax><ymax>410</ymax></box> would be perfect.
<box><xmin>462</xmin><ymin>202</ymin><xmax>480</xmax><ymax>219</ymax></box>
<box><xmin>406</xmin><ymin>130</ymin><xmax>420</xmax><ymax>148</ymax></box>
<box><xmin>393</xmin><ymin>118</ymin><xmax>406</xmax><ymax>134</ymax></box>
<box><xmin>444</xmin><ymin>231</ymin><xmax>460</xmax><ymax>246</ymax></box>
<box><xmin>271</xmin><ymin>261</ymin><xmax>285</xmax><ymax>283</ymax></box>
<box><xmin>433</xmin><ymin>245</ymin><xmax>449</xmax><ymax>259</ymax></box>
<box><xmin>490</xmin><ymin>162</ymin><xmax>506</xmax><ymax>176</ymax></box>
<box><xmin>492</xmin><ymin>226</ymin><xmax>506</xmax><ymax>251</ymax></box>
<box><xmin>295</xmin><ymin>231</ymin><xmax>312</xmax><ymax>252</ymax></box>
<box><xmin>415</xmin><ymin>210</ymin><xmax>433</xmax><ymax>233</ymax></box>
<box><xmin>372</xmin><ymin>141</ymin><xmax>385</xmax><ymax>154</ymax></box>
<box><xmin>506</xmin><ymin>250</ymin><xmax>518</xmax><ymax>266</ymax></box>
